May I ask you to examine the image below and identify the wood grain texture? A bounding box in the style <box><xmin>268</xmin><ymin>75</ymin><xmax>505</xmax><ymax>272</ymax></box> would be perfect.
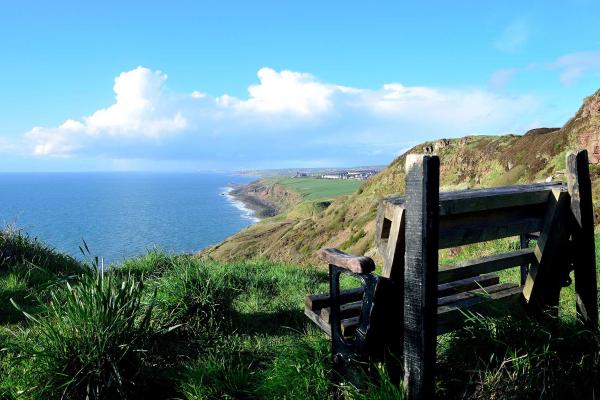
<box><xmin>438</xmin><ymin>249</ymin><xmax>536</xmax><ymax>284</ymax></box>
<box><xmin>437</xmin><ymin>284</ymin><xmax>523</xmax><ymax>335</ymax></box>
<box><xmin>403</xmin><ymin>154</ymin><xmax>439</xmax><ymax>400</ymax></box>
<box><xmin>567</xmin><ymin>149</ymin><xmax>598</xmax><ymax>328</ymax></box>
<box><xmin>522</xmin><ymin>189</ymin><xmax>570</xmax><ymax>314</ymax></box>
<box><xmin>305</xmin><ymin>286</ymin><xmax>364</xmax><ymax>310</ymax></box>
<box><xmin>317</xmin><ymin>248</ymin><xmax>375</xmax><ymax>274</ymax></box>
<box><xmin>436</xmin><ymin>273</ymin><xmax>500</xmax><ymax>297</ymax></box>
<box><xmin>381</xmin><ymin>206</ymin><xmax>405</xmax><ymax>281</ymax></box>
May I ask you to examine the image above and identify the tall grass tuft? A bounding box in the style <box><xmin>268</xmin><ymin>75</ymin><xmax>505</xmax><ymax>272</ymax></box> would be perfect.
<box><xmin>0</xmin><ymin>225</ymin><xmax>82</xmax><ymax>275</ymax></box>
<box><xmin>10</xmin><ymin>271</ymin><xmax>157</xmax><ymax>400</ymax></box>
<box><xmin>152</xmin><ymin>257</ymin><xmax>240</xmax><ymax>335</ymax></box>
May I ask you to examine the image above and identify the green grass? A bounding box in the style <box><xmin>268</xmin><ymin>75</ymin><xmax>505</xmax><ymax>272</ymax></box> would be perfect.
<box><xmin>1</xmin><ymin>226</ymin><xmax>600</xmax><ymax>399</ymax></box>
<box><xmin>271</xmin><ymin>177</ymin><xmax>362</xmax><ymax>202</ymax></box>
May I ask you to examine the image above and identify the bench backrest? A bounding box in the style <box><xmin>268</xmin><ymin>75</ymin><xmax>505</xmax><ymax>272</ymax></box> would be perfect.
<box><xmin>374</xmin><ymin>150</ymin><xmax>597</xmax><ymax>400</ymax></box>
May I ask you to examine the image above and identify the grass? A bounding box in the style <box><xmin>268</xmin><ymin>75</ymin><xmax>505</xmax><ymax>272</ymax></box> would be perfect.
<box><xmin>1</xmin><ymin>226</ymin><xmax>600</xmax><ymax>399</ymax></box>
<box><xmin>271</xmin><ymin>177</ymin><xmax>362</xmax><ymax>202</ymax></box>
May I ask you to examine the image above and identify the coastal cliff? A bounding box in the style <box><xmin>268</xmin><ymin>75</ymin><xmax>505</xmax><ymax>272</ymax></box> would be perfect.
<box><xmin>204</xmin><ymin>89</ymin><xmax>600</xmax><ymax>265</ymax></box>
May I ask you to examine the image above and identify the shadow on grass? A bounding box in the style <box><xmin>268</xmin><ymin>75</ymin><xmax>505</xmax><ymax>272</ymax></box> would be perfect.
<box><xmin>230</xmin><ymin>308</ymin><xmax>306</xmax><ymax>336</ymax></box>
<box><xmin>437</xmin><ymin>313</ymin><xmax>600</xmax><ymax>399</ymax></box>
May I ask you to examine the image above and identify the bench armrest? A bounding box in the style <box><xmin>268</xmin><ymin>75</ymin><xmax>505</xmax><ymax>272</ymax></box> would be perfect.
<box><xmin>318</xmin><ymin>248</ymin><xmax>375</xmax><ymax>274</ymax></box>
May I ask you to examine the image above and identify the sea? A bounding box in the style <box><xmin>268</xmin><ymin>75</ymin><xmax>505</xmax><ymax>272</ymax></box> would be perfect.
<box><xmin>0</xmin><ymin>173</ymin><xmax>258</xmax><ymax>265</ymax></box>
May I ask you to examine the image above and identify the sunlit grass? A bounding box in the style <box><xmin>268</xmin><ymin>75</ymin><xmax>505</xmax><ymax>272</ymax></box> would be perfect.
<box><xmin>0</xmin><ymin>227</ymin><xmax>599</xmax><ymax>399</ymax></box>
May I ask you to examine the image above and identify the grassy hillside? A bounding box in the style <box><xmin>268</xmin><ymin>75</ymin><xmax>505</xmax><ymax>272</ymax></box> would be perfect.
<box><xmin>1</xmin><ymin>228</ymin><xmax>600</xmax><ymax>399</ymax></box>
<box><xmin>203</xmin><ymin>88</ymin><xmax>600</xmax><ymax>265</ymax></box>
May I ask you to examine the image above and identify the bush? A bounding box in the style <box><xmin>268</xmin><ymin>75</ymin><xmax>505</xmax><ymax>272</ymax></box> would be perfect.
<box><xmin>9</xmin><ymin>272</ymin><xmax>157</xmax><ymax>400</ymax></box>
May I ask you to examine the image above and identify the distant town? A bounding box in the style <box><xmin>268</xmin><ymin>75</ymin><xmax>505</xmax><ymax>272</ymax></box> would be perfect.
<box><xmin>237</xmin><ymin>166</ymin><xmax>385</xmax><ymax>179</ymax></box>
<box><xmin>294</xmin><ymin>169</ymin><xmax>379</xmax><ymax>180</ymax></box>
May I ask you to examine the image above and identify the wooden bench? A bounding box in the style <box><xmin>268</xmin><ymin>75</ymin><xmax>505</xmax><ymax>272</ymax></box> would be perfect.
<box><xmin>304</xmin><ymin>149</ymin><xmax>598</xmax><ymax>399</ymax></box>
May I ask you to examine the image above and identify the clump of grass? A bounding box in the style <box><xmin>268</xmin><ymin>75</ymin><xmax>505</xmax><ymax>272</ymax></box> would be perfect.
<box><xmin>151</xmin><ymin>257</ymin><xmax>243</xmax><ymax>340</ymax></box>
<box><xmin>181</xmin><ymin>352</ymin><xmax>258</xmax><ymax>400</ymax></box>
<box><xmin>342</xmin><ymin>363</ymin><xmax>405</xmax><ymax>400</ymax></box>
<box><xmin>115</xmin><ymin>248</ymin><xmax>178</xmax><ymax>279</ymax></box>
<box><xmin>0</xmin><ymin>225</ymin><xmax>82</xmax><ymax>275</ymax></box>
<box><xmin>8</xmin><ymin>271</ymin><xmax>158</xmax><ymax>400</ymax></box>
<box><xmin>257</xmin><ymin>329</ymin><xmax>331</xmax><ymax>399</ymax></box>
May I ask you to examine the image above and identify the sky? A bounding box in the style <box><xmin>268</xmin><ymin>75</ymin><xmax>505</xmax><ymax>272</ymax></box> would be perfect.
<box><xmin>1</xmin><ymin>1</ymin><xmax>600</xmax><ymax>172</ymax></box>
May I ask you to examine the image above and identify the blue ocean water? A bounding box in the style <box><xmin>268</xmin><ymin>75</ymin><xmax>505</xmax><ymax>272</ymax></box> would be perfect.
<box><xmin>0</xmin><ymin>173</ymin><xmax>257</xmax><ymax>265</ymax></box>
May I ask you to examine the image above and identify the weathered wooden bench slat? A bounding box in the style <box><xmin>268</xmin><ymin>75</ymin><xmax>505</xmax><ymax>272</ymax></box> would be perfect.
<box><xmin>382</xmin><ymin>182</ymin><xmax>565</xmax><ymax>217</ymax></box>
<box><xmin>316</xmin><ymin>274</ymin><xmax>502</xmax><ymax>325</ymax></box>
<box><xmin>437</xmin><ymin>273</ymin><xmax>500</xmax><ymax>296</ymax></box>
<box><xmin>437</xmin><ymin>284</ymin><xmax>523</xmax><ymax>335</ymax></box>
<box><xmin>438</xmin><ymin>249</ymin><xmax>536</xmax><ymax>284</ymax></box>
<box><xmin>305</xmin><ymin>286</ymin><xmax>364</xmax><ymax>310</ymax></box>
<box><xmin>303</xmin><ymin>306</ymin><xmax>360</xmax><ymax>337</ymax></box>
<box><xmin>438</xmin><ymin>204</ymin><xmax>546</xmax><ymax>248</ymax></box>
<box><xmin>437</xmin><ymin>282</ymin><xmax>519</xmax><ymax>306</ymax></box>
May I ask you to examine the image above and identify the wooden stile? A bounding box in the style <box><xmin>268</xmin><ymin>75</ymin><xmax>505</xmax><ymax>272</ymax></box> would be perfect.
<box><xmin>304</xmin><ymin>150</ymin><xmax>598</xmax><ymax>399</ymax></box>
<box><xmin>403</xmin><ymin>154</ymin><xmax>439</xmax><ymax>400</ymax></box>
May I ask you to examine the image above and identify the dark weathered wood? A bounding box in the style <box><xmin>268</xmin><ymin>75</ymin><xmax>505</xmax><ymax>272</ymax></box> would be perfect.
<box><xmin>437</xmin><ymin>273</ymin><xmax>500</xmax><ymax>297</ymax></box>
<box><xmin>319</xmin><ymin>274</ymin><xmax>500</xmax><ymax>324</ymax></box>
<box><xmin>438</xmin><ymin>249</ymin><xmax>536</xmax><ymax>284</ymax></box>
<box><xmin>523</xmin><ymin>189</ymin><xmax>570</xmax><ymax>314</ymax></box>
<box><xmin>305</xmin><ymin>286</ymin><xmax>364</xmax><ymax>311</ymax></box>
<box><xmin>438</xmin><ymin>204</ymin><xmax>546</xmax><ymax>248</ymax></box>
<box><xmin>321</xmin><ymin>300</ymin><xmax>362</xmax><ymax>323</ymax></box>
<box><xmin>304</xmin><ymin>306</ymin><xmax>361</xmax><ymax>337</ymax></box>
<box><xmin>382</xmin><ymin>182</ymin><xmax>564</xmax><ymax>217</ymax></box>
<box><xmin>437</xmin><ymin>282</ymin><xmax>518</xmax><ymax>306</ymax></box>
<box><xmin>381</xmin><ymin>206</ymin><xmax>405</xmax><ymax>281</ymax></box>
<box><xmin>437</xmin><ymin>182</ymin><xmax>564</xmax><ymax>215</ymax></box>
<box><xmin>519</xmin><ymin>234</ymin><xmax>530</xmax><ymax>286</ymax></box>
<box><xmin>437</xmin><ymin>284</ymin><xmax>523</xmax><ymax>334</ymax></box>
<box><xmin>567</xmin><ymin>149</ymin><xmax>598</xmax><ymax>328</ymax></box>
<box><xmin>403</xmin><ymin>154</ymin><xmax>439</xmax><ymax>400</ymax></box>
<box><xmin>304</xmin><ymin>306</ymin><xmax>332</xmax><ymax>335</ymax></box>
<box><xmin>317</xmin><ymin>248</ymin><xmax>375</xmax><ymax>274</ymax></box>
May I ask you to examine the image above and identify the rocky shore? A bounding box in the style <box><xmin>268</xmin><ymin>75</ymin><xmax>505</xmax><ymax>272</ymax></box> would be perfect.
<box><xmin>228</xmin><ymin>182</ymin><xmax>282</xmax><ymax>219</ymax></box>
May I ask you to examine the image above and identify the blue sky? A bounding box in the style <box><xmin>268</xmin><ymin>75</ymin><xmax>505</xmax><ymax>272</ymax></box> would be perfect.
<box><xmin>1</xmin><ymin>1</ymin><xmax>600</xmax><ymax>171</ymax></box>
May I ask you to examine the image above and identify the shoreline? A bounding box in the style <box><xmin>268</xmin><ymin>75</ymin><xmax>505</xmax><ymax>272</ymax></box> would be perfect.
<box><xmin>224</xmin><ymin>182</ymin><xmax>281</xmax><ymax>220</ymax></box>
<box><xmin>222</xmin><ymin>186</ymin><xmax>262</xmax><ymax>223</ymax></box>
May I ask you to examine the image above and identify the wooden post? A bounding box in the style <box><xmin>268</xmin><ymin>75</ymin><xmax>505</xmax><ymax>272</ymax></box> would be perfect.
<box><xmin>566</xmin><ymin>149</ymin><xmax>598</xmax><ymax>329</ymax></box>
<box><xmin>403</xmin><ymin>154</ymin><xmax>439</xmax><ymax>399</ymax></box>
<box><xmin>522</xmin><ymin>189</ymin><xmax>569</xmax><ymax>314</ymax></box>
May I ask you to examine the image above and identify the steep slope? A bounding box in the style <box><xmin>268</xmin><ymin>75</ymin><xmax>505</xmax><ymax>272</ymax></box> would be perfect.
<box><xmin>202</xmin><ymin>89</ymin><xmax>600</xmax><ymax>265</ymax></box>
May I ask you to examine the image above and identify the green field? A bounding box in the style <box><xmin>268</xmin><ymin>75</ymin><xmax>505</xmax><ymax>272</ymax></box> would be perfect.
<box><xmin>1</xmin><ymin>227</ymin><xmax>600</xmax><ymax>399</ymax></box>
<box><xmin>270</xmin><ymin>177</ymin><xmax>362</xmax><ymax>201</ymax></box>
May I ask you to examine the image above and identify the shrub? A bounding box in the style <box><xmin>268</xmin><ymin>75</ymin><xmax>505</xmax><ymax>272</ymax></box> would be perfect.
<box><xmin>10</xmin><ymin>271</ymin><xmax>157</xmax><ymax>400</ymax></box>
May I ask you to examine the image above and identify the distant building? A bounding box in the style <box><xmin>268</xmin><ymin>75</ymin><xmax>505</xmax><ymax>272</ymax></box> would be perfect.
<box><xmin>319</xmin><ymin>169</ymin><xmax>379</xmax><ymax>180</ymax></box>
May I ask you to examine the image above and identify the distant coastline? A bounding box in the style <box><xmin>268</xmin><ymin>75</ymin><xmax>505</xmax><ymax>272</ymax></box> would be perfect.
<box><xmin>223</xmin><ymin>182</ymin><xmax>281</xmax><ymax>220</ymax></box>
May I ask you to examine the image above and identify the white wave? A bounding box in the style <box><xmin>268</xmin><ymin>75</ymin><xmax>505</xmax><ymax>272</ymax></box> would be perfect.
<box><xmin>221</xmin><ymin>186</ymin><xmax>260</xmax><ymax>223</ymax></box>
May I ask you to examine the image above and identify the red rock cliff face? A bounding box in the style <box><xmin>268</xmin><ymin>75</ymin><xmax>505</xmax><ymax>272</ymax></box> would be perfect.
<box><xmin>569</xmin><ymin>89</ymin><xmax>600</xmax><ymax>163</ymax></box>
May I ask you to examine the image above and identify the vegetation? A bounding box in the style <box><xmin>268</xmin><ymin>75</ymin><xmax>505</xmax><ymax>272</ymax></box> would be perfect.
<box><xmin>203</xmin><ymin>89</ymin><xmax>600</xmax><ymax>266</ymax></box>
<box><xmin>269</xmin><ymin>177</ymin><xmax>362</xmax><ymax>202</ymax></box>
<box><xmin>1</xmin><ymin>227</ymin><xmax>600</xmax><ymax>399</ymax></box>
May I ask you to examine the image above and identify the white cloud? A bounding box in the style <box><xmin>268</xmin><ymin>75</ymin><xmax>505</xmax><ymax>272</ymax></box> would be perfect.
<box><xmin>26</xmin><ymin>66</ymin><xmax>187</xmax><ymax>156</ymax></box>
<box><xmin>494</xmin><ymin>19</ymin><xmax>529</xmax><ymax>53</ymax></box>
<box><xmin>23</xmin><ymin>66</ymin><xmax>544</xmax><ymax>167</ymax></box>
<box><xmin>550</xmin><ymin>51</ymin><xmax>600</xmax><ymax>86</ymax></box>
<box><xmin>220</xmin><ymin>67</ymin><xmax>335</xmax><ymax>116</ymax></box>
